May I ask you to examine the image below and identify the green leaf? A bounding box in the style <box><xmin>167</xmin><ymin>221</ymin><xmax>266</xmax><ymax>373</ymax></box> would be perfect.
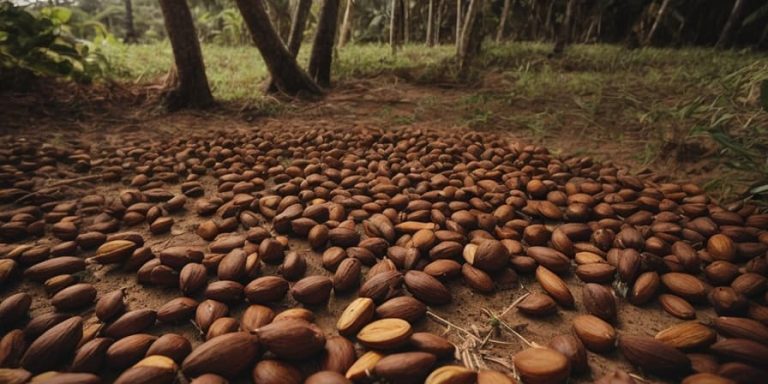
<box><xmin>760</xmin><ymin>80</ymin><xmax>768</xmax><ymax>112</ymax></box>
<box><xmin>42</xmin><ymin>7</ymin><xmax>72</xmax><ymax>24</ymax></box>
<box><xmin>49</xmin><ymin>42</ymin><xmax>80</xmax><ymax>57</ymax></box>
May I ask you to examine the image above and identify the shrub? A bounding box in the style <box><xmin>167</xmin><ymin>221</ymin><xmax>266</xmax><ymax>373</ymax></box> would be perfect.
<box><xmin>0</xmin><ymin>1</ymin><xmax>109</xmax><ymax>88</ymax></box>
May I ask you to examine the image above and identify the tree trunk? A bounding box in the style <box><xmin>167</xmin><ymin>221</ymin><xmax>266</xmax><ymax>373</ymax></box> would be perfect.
<box><xmin>544</xmin><ymin>0</ymin><xmax>556</xmax><ymax>40</ymax></box>
<box><xmin>435</xmin><ymin>0</ymin><xmax>444</xmax><ymax>44</ymax></box>
<box><xmin>645</xmin><ymin>0</ymin><xmax>671</xmax><ymax>45</ymax></box>
<box><xmin>716</xmin><ymin>0</ymin><xmax>747</xmax><ymax>49</ymax></box>
<box><xmin>287</xmin><ymin>0</ymin><xmax>312</xmax><ymax>55</ymax></box>
<box><xmin>427</xmin><ymin>0</ymin><xmax>434</xmax><ymax>46</ymax></box>
<box><xmin>403</xmin><ymin>0</ymin><xmax>410</xmax><ymax>44</ymax></box>
<box><xmin>553</xmin><ymin>0</ymin><xmax>576</xmax><ymax>55</ymax></box>
<box><xmin>308</xmin><ymin>0</ymin><xmax>341</xmax><ymax>87</ymax></box>
<box><xmin>158</xmin><ymin>0</ymin><xmax>213</xmax><ymax>110</ymax></box>
<box><xmin>266</xmin><ymin>0</ymin><xmax>311</xmax><ymax>93</ymax></box>
<box><xmin>338</xmin><ymin>0</ymin><xmax>354</xmax><ymax>48</ymax></box>
<box><xmin>390</xmin><ymin>0</ymin><xmax>400</xmax><ymax>54</ymax></box>
<box><xmin>457</xmin><ymin>0</ymin><xmax>481</xmax><ymax>76</ymax></box>
<box><xmin>123</xmin><ymin>0</ymin><xmax>137</xmax><ymax>43</ymax></box>
<box><xmin>496</xmin><ymin>0</ymin><xmax>511</xmax><ymax>42</ymax></box>
<box><xmin>455</xmin><ymin>0</ymin><xmax>462</xmax><ymax>47</ymax></box>
<box><xmin>235</xmin><ymin>0</ymin><xmax>321</xmax><ymax>96</ymax></box>
<box><xmin>264</xmin><ymin>0</ymin><xmax>291</xmax><ymax>42</ymax></box>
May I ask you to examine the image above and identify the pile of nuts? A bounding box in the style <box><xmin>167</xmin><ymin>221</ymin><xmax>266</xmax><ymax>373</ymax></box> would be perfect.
<box><xmin>0</xmin><ymin>127</ymin><xmax>767</xmax><ymax>383</ymax></box>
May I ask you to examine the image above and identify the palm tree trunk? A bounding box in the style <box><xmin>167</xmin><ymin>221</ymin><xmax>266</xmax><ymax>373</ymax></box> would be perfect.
<box><xmin>287</xmin><ymin>0</ymin><xmax>312</xmax><ymax>55</ymax></box>
<box><xmin>456</xmin><ymin>0</ymin><xmax>462</xmax><ymax>47</ymax></box>
<box><xmin>716</xmin><ymin>0</ymin><xmax>747</xmax><ymax>49</ymax></box>
<box><xmin>435</xmin><ymin>0</ymin><xmax>445</xmax><ymax>44</ymax></box>
<box><xmin>390</xmin><ymin>0</ymin><xmax>399</xmax><ymax>54</ymax></box>
<box><xmin>496</xmin><ymin>0</ymin><xmax>512</xmax><ymax>42</ymax></box>
<box><xmin>544</xmin><ymin>0</ymin><xmax>556</xmax><ymax>40</ymax></box>
<box><xmin>426</xmin><ymin>0</ymin><xmax>434</xmax><ymax>46</ymax></box>
<box><xmin>123</xmin><ymin>0</ymin><xmax>137</xmax><ymax>43</ymax></box>
<box><xmin>645</xmin><ymin>0</ymin><xmax>671</xmax><ymax>46</ymax></box>
<box><xmin>158</xmin><ymin>0</ymin><xmax>214</xmax><ymax>110</ymax></box>
<box><xmin>309</xmin><ymin>0</ymin><xmax>341</xmax><ymax>87</ymax></box>
<box><xmin>403</xmin><ymin>0</ymin><xmax>410</xmax><ymax>44</ymax></box>
<box><xmin>457</xmin><ymin>0</ymin><xmax>480</xmax><ymax>75</ymax></box>
<box><xmin>266</xmin><ymin>0</ymin><xmax>311</xmax><ymax>93</ymax></box>
<box><xmin>338</xmin><ymin>0</ymin><xmax>354</xmax><ymax>48</ymax></box>
<box><xmin>235</xmin><ymin>0</ymin><xmax>321</xmax><ymax>96</ymax></box>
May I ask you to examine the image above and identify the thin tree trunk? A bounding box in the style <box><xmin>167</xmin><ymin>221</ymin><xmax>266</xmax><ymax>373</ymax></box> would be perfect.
<box><xmin>584</xmin><ymin>18</ymin><xmax>596</xmax><ymax>42</ymax></box>
<box><xmin>544</xmin><ymin>0</ymin><xmax>556</xmax><ymax>40</ymax></box>
<box><xmin>264</xmin><ymin>0</ymin><xmax>290</xmax><ymax>42</ymax></box>
<box><xmin>457</xmin><ymin>0</ymin><xmax>479</xmax><ymax>75</ymax></box>
<box><xmin>403</xmin><ymin>0</ymin><xmax>410</xmax><ymax>44</ymax></box>
<box><xmin>287</xmin><ymin>0</ymin><xmax>312</xmax><ymax>55</ymax></box>
<box><xmin>716</xmin><ymin>0</ymin><xmax>747</xmax><ymax>49</ymax></box>
<box><xmin>338</xmin><ymin>0</ymin><xmax>353</xmax><ymax>48</ymax></box>
<box><xmin>308</xmin><ymin>0</ymin><xmax>340</xmax><ymax>87</ymax></box>
<box><xmin>456</xmin><ymin>0</ymin><xmax>463</xmax><ymax>47</ymax></box>
<box><xmin>645</xmin><ymin>0</ymin><xmax>671</xmax><ymax>45</ymax></box>
<box><xmin>553</xmin><ymin>0</ymin><xmax>576</xmax><ymax>55</ymax></box>
<box><xmin>435</xmin><ymin>0</ymin><xmax>444</xmax><ymax>44</ymax></box>
<box><xmin>390</xmin><ymin>0</ymin><xmax>400</xmax><ymax>54</ymax></box>
<box><xmin>427</xmin><ymin>0</ymin><xmax>434</xmax><ymax>46</ymax></box>
<box><xmin>526</xmin><ymin>1</ymin><xmax>537</xmax><ymax>40</ymax></box>
<box><xmin>235</xmin><ymin>0</ymin><xmax>321</xmax><ymax>96</ymax></box>
<box><xmin>266</xmin><ymin>0</ymin><xmax>311</xmax><ymax>93</ymax></box>
<box><xmin>158</xmin><ymin>0</ymin><xmax>213</xmax><ymax>110</ymax></box>
<box><xmin>496</xmin><ymin>0</ymin><xmax>511</xmax><ymax>42</ymax></box>
<box><xmin>123</xmin><ymin>0</ymin><xmax>137</xmax><ymax>43</ymax></box>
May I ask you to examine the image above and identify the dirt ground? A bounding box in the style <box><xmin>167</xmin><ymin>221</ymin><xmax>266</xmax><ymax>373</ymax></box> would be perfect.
<box><xmin>0</xmin><ymin>78</ymin><xmax>723</xmax><ymax>383</ymax></box>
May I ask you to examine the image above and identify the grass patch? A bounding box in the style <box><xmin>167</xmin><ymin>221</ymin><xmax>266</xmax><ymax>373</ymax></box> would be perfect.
<box><xmin>103</xmin><ymin>42</ymin><xmax>456</xmax><ymax>102</ymax></box>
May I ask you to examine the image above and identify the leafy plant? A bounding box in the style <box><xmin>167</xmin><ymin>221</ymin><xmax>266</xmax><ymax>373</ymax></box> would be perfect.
<box><xmin>195</xmin><ymin>7</ymin><xmax>250</xmax><ymax>46</ymax></box>
<box><xmin>0</xmin><ymin>1</ymin><xmax>109</xmax><ymax>87</ymax></box>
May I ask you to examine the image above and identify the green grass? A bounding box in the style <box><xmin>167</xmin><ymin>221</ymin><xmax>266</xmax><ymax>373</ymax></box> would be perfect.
<box><xmin>103</xmin><ymin>42</ymin><xmax>457</xmax><ymax>102</ymax></box>
<box><xmin>103</xmin><ymin>41</ymin><xmax>768</xmax><ymax>200</ymax></box>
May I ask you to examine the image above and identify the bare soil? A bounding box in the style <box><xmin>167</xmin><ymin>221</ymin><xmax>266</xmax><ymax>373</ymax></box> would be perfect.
<box><xmin>0</xmin><ymin>78</ymin><xmax>722</xmax><ymax>383</ymax></box>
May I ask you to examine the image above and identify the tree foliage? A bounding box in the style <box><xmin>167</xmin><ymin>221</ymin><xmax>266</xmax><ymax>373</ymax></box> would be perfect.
<box><xmin>0</xmin><ymin>1</ymin><xmax>109</xmax><ymax>88</ymax></box>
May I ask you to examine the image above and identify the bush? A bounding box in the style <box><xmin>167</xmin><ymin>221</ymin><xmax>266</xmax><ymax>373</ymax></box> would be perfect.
<box><xmin>0</xmin><ymin>1</ymin><xmax>109</xmax><ymax>88</ymax></box>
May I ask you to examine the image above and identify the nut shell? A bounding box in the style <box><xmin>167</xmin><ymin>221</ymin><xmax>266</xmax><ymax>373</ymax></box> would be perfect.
<box><xmin>337</xmin><ymin>297</ymin><xmax>374</xmax><ymax>336</ymax></box>
<box><xmin>619</xmin><ymin>335</ymin><xmax>692</xmax><ymax>377</ymax></box>
<box><xmin>513</xmin><ymin>347</ymin><xmax>571</xmax><ymax>384</ymax></box>
<box><xmin>182</xmin><ymin>332</ymin><xmax>258</xmax><ymax>378</ymax></box>
<box><xmin>655</xmin><ymin>322</ymin><xmax>716</xmax><ymax>350</ymax></box>
<box><xmin>256</xmin><ymin>318</ymin><xmax>326</xmax><ymax>359</ymax></box>
<box><xmin>357</xmin><ymin>318</ymin><xmax>413</xmax><ymax>349</ymax></box>
<box><xmin>373</xmin><ymin>352</ymin><xmax>436</xmax><ymax>383</ymax></box>
<box><xmin>572</xmin><ymin>314</ymin><xmax>616</xmax><ymax>352</ymax></box>
<box><xmin>404</xmin><ymin>270</ymin><xmax>451</xmax><ymax>305</ymax></box>
<box><xmin>20</xmin><ymin>316</ymin><xmax>82</xmax><ymax>373</ymax></box>
<box><xmin>290</xmin><ymin>275</ymin><xmax>333</xmax><ymax>305</ymax></box>
<box><xmin>536</xmin><ymin>266</ymin><xmax>574</xmax><ymax>307</ymax></box>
